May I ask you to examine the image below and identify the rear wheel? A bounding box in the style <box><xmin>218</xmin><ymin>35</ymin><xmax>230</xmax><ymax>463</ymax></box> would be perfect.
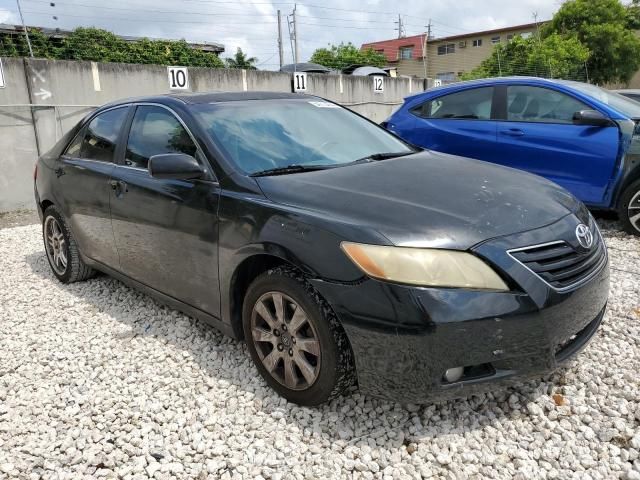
<box><xmin>42</xmin><ymin>206</ymin><xmax>95</xmax><ymax>283</ymax></box>
<box><xmin>618</xmin><ymin>179</ymin><xmax>640</xmax><ymax>236</ymax></box>
<box><xmin>243</xmin><ymin>266</ymin><xmax>355</xmax><ymax>405</ymax></box>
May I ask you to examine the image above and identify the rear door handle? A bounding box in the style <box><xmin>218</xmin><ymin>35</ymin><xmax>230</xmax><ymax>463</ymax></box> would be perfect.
<box><xmin>501</xmin><ymin>128</ymin><xmax>525</xmax><ymax>137</ymax></box>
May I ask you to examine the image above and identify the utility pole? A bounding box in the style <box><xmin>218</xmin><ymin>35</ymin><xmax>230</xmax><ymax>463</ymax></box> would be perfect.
<box><xmin>422</xmin><ymin>19</ymin><xmax>431</xmax><ymax>81</ymax></box>
<box><xmin>15</xmin><ymin>0</ymin><xmax>34</xmax><ymax>57</ymax></box>
<box><xmin>395</xmin><ymin>14</ymin><xmax>405</xmax><ymax>39</ymax></box>
<box><xmin>292</xmin><ymin>4</ymin><xmax>300</xmax><ymax>65</ymax></box>
<box><xmin>277</xmin><ymin>10</ymin><xmax>284</xmax><ymax>69</ymax></box>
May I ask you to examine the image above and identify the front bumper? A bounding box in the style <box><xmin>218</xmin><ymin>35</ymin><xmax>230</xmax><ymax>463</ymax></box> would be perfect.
<box><xmin>311</xmin><ymin>215</ymin><xmax>610</xmax><ymax>403</ymax></box>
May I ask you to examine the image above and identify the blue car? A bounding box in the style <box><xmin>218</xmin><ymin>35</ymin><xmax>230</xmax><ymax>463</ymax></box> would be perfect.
<box><xmin>384</xmin><ymin>77</ymin><xmax>640</xmax><ymax>236</ymax></box>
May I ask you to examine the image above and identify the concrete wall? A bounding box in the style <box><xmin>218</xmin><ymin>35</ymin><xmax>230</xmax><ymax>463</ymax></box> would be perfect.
<box><xmin>0</xmin><ymin>58</ymin><xmax>38</xmax><ymax>212</ymax></box>
<box><xmin>0</xmin><ymin>57</ymin><xmax>422</xmax><ymax>212</ymax></box>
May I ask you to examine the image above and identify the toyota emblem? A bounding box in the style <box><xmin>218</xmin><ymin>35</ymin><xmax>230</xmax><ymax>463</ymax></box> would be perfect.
<box><xmin>575</xmin><ymin>224</ymin><xmax>594</xmax><ymax>249</ymax></box>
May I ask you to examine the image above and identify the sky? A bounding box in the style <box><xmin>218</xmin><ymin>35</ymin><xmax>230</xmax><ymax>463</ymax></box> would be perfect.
<box><xmin>0</xmin><ymin>0</ymin><xmax>563</xmax><ymax>70</ymax></box>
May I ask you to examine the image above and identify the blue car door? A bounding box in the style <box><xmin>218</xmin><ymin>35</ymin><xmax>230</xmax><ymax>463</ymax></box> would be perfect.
<box><xmin>495</xmin><ymin>85</ymin><xmax>619</xmax><ymax>206</ymax></box>
<box><xmin>399</xmin><ymin>86</ymin><xmax>499</xmax><ymax>161</ymax></box>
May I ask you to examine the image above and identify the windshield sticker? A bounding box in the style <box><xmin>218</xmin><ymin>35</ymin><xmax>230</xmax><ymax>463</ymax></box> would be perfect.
<box><xmin>308</xmin><ymin>101</ymin><xmax>340</xmax><ymax>108</ymax></box>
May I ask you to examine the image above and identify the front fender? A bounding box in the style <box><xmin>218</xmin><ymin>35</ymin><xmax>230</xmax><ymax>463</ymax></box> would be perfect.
<box><xmin>217</xmin><ymin>188</ymin><xmax>383</xmax><ymax>327</ymax></box>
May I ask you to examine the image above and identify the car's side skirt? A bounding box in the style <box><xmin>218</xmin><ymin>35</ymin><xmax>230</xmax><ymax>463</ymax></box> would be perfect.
<box><xmin>82</xmin><ymin>255</ymin><xmax>237</xmax><ymax>339</ymax></box>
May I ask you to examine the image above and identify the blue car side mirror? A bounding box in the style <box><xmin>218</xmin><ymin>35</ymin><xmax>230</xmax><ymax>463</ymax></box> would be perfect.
<box><xmin>573</xmin><ymin>110</ymin><xmax>613</xmax><ymax>127</ymax></box>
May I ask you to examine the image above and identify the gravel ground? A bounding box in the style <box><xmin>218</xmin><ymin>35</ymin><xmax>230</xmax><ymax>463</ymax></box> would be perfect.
<box><xmin>0</xmin><ymin>221</ymin><xmax>639</xmax><ymax>480</ymax></box>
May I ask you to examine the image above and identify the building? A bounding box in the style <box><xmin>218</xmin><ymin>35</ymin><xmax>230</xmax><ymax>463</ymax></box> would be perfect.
<box><xmin>362</xmin><ymin>23</ymin><xmax>542</xmax><ymax>81</ymax></box>
<box><xmin>0</xmin><ymin>23</ymin><xmax>225</xmax><ymax>55</ymax></box>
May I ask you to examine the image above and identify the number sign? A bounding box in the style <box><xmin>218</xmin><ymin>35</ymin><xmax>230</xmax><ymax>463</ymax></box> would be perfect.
<box><xmin>373</xmin><ymin>76</ymin><xmax>384</xmax><ymax>94</ymax></box>
<box><xmin>168</xmin><ymin>66</ymin><xmax>189</xmax><ymax>90</ymax></box>
<box><xmin>293</xmin><ymin>72</ymin><xmax>307</xmax><ymax>92</ymax></box>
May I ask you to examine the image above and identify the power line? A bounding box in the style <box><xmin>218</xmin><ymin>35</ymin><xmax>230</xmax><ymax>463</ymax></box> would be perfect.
<box><xmin>23</xmin><ymin>0</ymin><xmax>278</xmax><ymax>17</ymax></box>
<box><xmin>22</xmin><ymin>10</ymin><xmax>278</xmax><ymax>24</ymax></box>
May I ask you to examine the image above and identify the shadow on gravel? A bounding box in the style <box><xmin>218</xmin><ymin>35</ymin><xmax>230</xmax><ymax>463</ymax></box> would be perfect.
<box><xmin>24</xmin><ymin>250</ymin><xmax>559</xmax><ymax>445</ymax></box>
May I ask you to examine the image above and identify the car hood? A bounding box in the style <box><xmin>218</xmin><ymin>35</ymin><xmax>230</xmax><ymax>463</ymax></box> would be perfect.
<box><xmin>254</xmin><ymin>150</ymin><xmax>582</xmax><ymax>250</ymax></box>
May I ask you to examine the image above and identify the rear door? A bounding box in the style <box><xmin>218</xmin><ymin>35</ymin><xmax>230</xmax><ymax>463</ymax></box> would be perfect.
<box><xmin>57</xmin><ymin>106</ymin><xmax>130</xmax><ymax>267</ymax></box>
<box><xmin>495</xmin><ymin>85</ymin><xmax>619</xmax><ymax>206</ymax></box>
<box><xmin>109</xmin><ymin>104</ymin><xmax>222</xmax><ymax>317</ymax></box>
<box><xmin>405</xmin><ymin>86</ymin><xmax>499</xmax><ymax>161</ymax></box>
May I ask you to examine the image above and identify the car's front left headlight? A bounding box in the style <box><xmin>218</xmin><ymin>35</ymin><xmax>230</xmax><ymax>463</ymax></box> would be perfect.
<box><xmin>341</xmin><ymin>242</ymin><xmax>509</xmax><ymax>291</ymax></box>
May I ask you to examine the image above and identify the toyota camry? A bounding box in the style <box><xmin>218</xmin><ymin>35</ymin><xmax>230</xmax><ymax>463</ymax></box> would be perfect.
<box><xmin>34</xmin><ymin>92</ymin><xmax>609</xmax><ymax>406</ymax></box>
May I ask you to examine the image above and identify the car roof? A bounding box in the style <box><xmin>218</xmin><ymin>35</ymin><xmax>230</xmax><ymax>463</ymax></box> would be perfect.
<box><xmin>400</xmin><ymin>76</ymin><xmax>634</xmax><ymax>120</ymax></box>
<box><xmin>407</xmin><ymin>76</ymin><xmax>570</xmax><ymax>100</ymax></box>
<box><xmin>102</xmin><ymin>91</ymin><xmax>315</xmax><ymax>109</ymax></box>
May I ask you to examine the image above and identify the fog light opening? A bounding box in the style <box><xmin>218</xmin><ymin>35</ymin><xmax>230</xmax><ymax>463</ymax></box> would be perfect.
<box><xmin>443</xmin><ymin>366</ymin><xmax>464</xmax><ymax>383</ymax></box>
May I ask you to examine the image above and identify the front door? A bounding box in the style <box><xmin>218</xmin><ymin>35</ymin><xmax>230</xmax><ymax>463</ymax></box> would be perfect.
<box><xmin>495</xmin><ymin>85</ymin><xmax>619</xmax><ymax>206</ymax></box>
<box><xmin>58</xmin><ymin>106</ymin><xmax>130</xmax><ymax>267</ymax></box>
<box><xmin>109</xmin><ymin>104</ymin><xmax>222</xmax><ymax>317</ymax></box>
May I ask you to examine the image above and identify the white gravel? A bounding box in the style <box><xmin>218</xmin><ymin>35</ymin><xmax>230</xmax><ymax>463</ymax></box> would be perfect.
<box><xmin>0</xmin><ymin>221</ymin><xmax>639</xmax><ymax>480</ymax></box>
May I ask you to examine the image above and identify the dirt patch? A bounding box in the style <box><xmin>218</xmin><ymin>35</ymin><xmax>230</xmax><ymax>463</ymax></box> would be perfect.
<box><xmin>0</xmin><ymin>210</ymin><xmax>39</xmax><ymax>229</ymax></box>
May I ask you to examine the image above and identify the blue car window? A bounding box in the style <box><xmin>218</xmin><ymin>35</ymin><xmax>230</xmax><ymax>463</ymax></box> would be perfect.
<box><xmin>507</xmin><ymin>86</ymin><xmax>589</xmax><ymax>124</ymax></box>
<box><xmin>412</xmin><ymin>87</ymin><xmax>493</xmax><ymax>120</ymax></box>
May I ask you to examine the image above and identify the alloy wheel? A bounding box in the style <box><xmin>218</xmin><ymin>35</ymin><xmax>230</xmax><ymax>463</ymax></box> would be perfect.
<box><xmin>44</xmin><ymin>216</ymin><xmax>68</xmax><ymax>275</ymax></box>
<box><xmin>250</xmin><ymin>291</ymin><xmax>321</xmax><ymax>390</ymax></box>
<box><xmin>628</xmin><ymin>190</ymin><xmax>640</xmax><ymax>233</ymax></box>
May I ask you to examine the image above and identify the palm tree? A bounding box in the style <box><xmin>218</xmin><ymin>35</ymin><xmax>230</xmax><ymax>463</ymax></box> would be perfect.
<box><xmin>225</xmin><ymin>48</ymin><xmax>258</xmax><ymax>70</ymax></box>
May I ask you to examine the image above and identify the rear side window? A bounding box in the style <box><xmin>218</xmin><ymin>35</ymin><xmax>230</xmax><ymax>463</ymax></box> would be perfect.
<box><xmin>64</xmin><ymin>132</ymin><xmax>83</xmax><ymax>157</ymax></box>
<box><xmin>78</xmin><ymin>107</ymin><xmax>128</xmax><ymax>162</ymax></box>
<box><xmin>412</xmin><ymin>87</ymin><xmax>493</xmax><ymax>120</ymax></box>
<box><xmin>507</xmin><ymin>86</ymin><xmax>590</xmax><ymax>124</ymax></box>
<box><xmin>125</xmin><ymin>105</ymin><xmax>198</xmax><ymax>169</ymax></box>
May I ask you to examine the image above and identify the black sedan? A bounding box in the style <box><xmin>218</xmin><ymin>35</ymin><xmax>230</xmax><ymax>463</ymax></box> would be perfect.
<box><xmin>34</xmin><ymin>92</ymin><xmax>609</xmax><ymax>405</ymax></box>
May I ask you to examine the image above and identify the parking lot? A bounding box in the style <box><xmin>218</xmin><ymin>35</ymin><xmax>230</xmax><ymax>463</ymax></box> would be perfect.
<box><xmin>0</xmin><ymin>216</ymin><xmax>637</xmax><ymax>479</ymax></box>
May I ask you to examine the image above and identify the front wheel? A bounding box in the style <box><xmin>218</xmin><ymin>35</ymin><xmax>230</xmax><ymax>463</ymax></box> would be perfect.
<box><xmin>618</xmin><ymin>179</ymin><xmax>640</xmax><ymax>236</ymax></box>
<box><xmin>42</xmin><ymin>206</ymin><xmax>95</xmax><ymax>283</ymax></box>
<box><xmin>242</xmin><ymin>267</ymin><xmax>355</xmax><ymax>406</ymax></box>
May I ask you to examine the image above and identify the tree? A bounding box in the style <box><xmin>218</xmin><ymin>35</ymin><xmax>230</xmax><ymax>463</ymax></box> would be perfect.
<box><xmin>310</xmin><ymin>42</ymin><xmax>386</xmax><ymax>70</ymax></box>
<box><xmin>461</xmin><ymin>34</ymin><xmax>590</xmax><ymax>81</ymax></box>
<box><xmin>0</xmin><ymin>29</ymin><xmax>55</xmax><ymax>58</ymax></box>
<box><xmin>57</xmin><ymin>28</ymin><xmax>129</xmax><ymax>63</ymax></box>
<box><xmin>0</xmin><ymin>27</ymin><xmax>224</xmax><ymax>68</ymax></box>
<box><xmin>627</xmin><ymin>0</ymin><xmax>640</xmax><ymax>29</ymax></box>
<box><xmin>225</xmin><ymin>48</ymin><xmax>257</xmax><ymax>70</ymax></box>
<box><xmin>546</xmin><ymin>0</ymin><xmax>640</xmax><ymax>84</ymax></box>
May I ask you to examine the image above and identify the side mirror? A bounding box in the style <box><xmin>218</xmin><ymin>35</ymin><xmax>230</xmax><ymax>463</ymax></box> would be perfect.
<box><xmin>148</xmin><ymin>153</ymin><xmax>205</xmax><ymax>180</ymax></box>
<box><xmin>573</xmin><ymin>109</ymin><xmax>612</xmax><ymax>127</ymax></box>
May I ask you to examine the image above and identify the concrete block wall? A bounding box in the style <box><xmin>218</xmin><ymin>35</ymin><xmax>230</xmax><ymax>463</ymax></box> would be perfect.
<box><xmin>0</xmin><ymin>57</ymin><xmax>423</xmax><ymax>211</ymax></box>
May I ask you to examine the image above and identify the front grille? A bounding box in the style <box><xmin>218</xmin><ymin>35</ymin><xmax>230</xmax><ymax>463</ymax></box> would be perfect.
<box><xmin>509</xmin><ymin>231</ymin><xmax>606</xmax><ymax>291</ymax></box>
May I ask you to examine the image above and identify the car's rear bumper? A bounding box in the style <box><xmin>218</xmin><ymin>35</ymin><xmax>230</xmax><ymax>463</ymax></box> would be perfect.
<box><xmin>310</xmin><ymin>217</ymin><xmax>609</xmax><ymax>403</ymax></box>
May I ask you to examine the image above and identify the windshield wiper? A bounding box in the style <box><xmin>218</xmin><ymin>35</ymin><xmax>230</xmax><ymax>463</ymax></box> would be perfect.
<box><xmin>352</xmin><ymin>151</ymin><xmax>414</xmax><ymax>164</ymax></box>
<box><xmin>250</xmin><ymin>164</ymin><xmax>334</xmax><ymax>177</ymax></box>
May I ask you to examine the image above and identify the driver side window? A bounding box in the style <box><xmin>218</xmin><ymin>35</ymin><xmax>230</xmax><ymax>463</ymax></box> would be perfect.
<box><xmin>507</xmin><ymin>86</ymin><xmax>590</xmax><ymax>124</ymax></box>
<box><xmin>125</xmin><ymin>105</ymin><xmax>198</xmax><ymax>169</ymax></box>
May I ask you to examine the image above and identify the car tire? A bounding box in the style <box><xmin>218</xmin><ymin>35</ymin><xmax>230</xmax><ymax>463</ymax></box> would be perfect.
<box><xmin>618</xmin><ymin>179</ymin><xmax>640</xmax><ymax>236</ymax></box>
<box><xmin>42</xmin><ymin>205</ymin><xmax>95</xmax><ymax>283</ymax></box>
<box><xmin>242</xmin><ymin>266</ymin><xmax>356</xmax><ymax>406</ymax></box>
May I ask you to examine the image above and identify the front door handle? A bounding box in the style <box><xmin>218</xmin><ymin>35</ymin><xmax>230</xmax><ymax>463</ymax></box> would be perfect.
<box><xmin>109</xmin><ymin>179</ymin><xmax>128</xmax><ymax>196</ymax></box>
<box><xmin>501</xmin><ymin>128</ymin><xmax>525</xmax><ymax>137</ymax></box>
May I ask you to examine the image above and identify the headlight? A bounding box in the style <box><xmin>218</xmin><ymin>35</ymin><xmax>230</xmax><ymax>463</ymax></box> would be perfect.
<box><xmin>341</xmin><ymin>242</ymin><xmax>509</xmax><ymax>291</ymax></box>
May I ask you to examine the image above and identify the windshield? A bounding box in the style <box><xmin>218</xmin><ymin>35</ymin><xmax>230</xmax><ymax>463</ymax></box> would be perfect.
<box><xmin>192</xmin><ymin>99</ymin><xmax>413</xmax><ymax>174</ymax></box>
<box><xmin>560</xmin><ymin>81</ymin><xmax>640</xmax><ymax>119</ymax></box>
